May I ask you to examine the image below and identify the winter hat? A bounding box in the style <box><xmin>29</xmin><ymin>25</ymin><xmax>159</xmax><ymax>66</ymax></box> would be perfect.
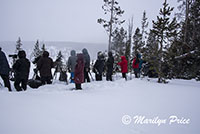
<box><xmin>43</xmin><ymin>51</ymin><xmax>49</xmax><ymax>57</ymax></box>
<box><xmin>18</xmin><ymin>50</ymin><xmax>26</xmax><ymax>59</ymax></box>
<box><xmin>71</xmin><ymin>50</ymin><xmax>76</xmax><ymax>56</ymax></box>
<box><xmin>108</xmin><ymin>51</ymin><xmax>113</xmax><ymax>57</ymax></box>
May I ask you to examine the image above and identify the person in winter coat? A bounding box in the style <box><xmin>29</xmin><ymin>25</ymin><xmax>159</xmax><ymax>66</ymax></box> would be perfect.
<box><xmin>106</xmin><ymin>51</ymin><xmax>114</xmax><ymax>81</ymax></box>
<box><xmin>93</xmin><ymin>52</ymin><xmax>105</xmax><ymax>81</ymax></box>
<box><xmin>37</xmin><ymin>51</ymin><xmax>54</xmax><ymax>85</ymax></box>
<box><xmin>74</xmin><ymin>53</ymin><xmax>85</xmax><ymax>90</ymax></box>
<box><xmin>118</xmin><ymin>56</ymin><xmax>128</xmax><ymax>80</ymax></box>
<box><xmin>68</xmin><ymin>50</ymin><xmax>77</xmax><ymax>83</ymax></box>
<box><xmin>82</xmin><ymin>48</ymin><xmax>90</xmax><ymax>82</ymax></box>
<box><xmin>132</xmin><ymin>54</ymin><xmax>140</xmax><ymax>78</ymax></box>
<box><xmin>0</xmin><ymin>47</ymin><xmax>11</xmax><ymax>91</ymax></box>
<box><xmin>13</xmin><ymin>50</ymin><xmax>30</xmax><ymax>91</ymax></box>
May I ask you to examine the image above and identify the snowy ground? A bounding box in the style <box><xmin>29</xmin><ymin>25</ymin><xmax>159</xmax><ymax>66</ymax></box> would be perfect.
<box><xmin>0</xmin><ymin>76</ymin><xmax>199</xmax><ymax>134</ymax></box>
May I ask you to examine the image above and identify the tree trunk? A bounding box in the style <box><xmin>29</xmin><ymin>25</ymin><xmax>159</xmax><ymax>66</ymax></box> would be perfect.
<box><xmin>108</xmin><ymin>0</ymin><xmax>114</xmax><ymax>52</ymax></box>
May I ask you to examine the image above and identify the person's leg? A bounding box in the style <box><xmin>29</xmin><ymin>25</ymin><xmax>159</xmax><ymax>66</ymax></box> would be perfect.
<box><xmin>1</xmin><ymin>74</ymin><xmax>11</xmax><ymax>91</ymax></box>
<box><xmin>70</xmin><ymin>72</ymin><xmax>74</xmax><ymax>83</ymax></box>
<box><xmin>21</xmin><ymin>79</ymin><xmax>28</xmax><ymax>91</ymax></box>
<box><xmin>46</xmin><ymin>76</ymin><xmax>52</xmax><ymax>84</ymax></box>
<box><xmin>99</xmin><ymin>74</ymin><xmax>102</xmax><ymax>81</ymax></box>
<box><xmin>125</xmin><ymin>73</ymin><xmax>127</xmax><ymax>80</ymax></box>
<box><xmin>14</xmin><ymin>79</ymin><xmax>22</xmax><ymax>91</ymax></box>
<box><xmin>40</xmin><ymin>77</ymin><xmax>46</xmax><ymax>85</ymax></box>
<box><xmin>86</xmin><ymin>72</ymin><xmax>90</xmax><ymax>82</ymax></box>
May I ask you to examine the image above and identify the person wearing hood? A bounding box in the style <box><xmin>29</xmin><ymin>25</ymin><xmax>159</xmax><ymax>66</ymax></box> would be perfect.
<box><xmin>37</xmin><ymin>51</ymin><xmax>54</xmax><ymax>85</ymax></box>
<box><xmin>82</xmin><ymin>48</ymin><xmax>90</xmax><ymax>82</ymax></box>
<box><xmin>13</xmin><ymin>50</ymin><xmax>30</xmax><ymax>91</ymax></box>
<box><xmin>106</xmin><ymin>51</ymin><xmax>114</xmax><ymax>81</ymax></box>
<box><xmin>74</xmin><ymin>53</ymin><xmax>85</xmax><ymax>90</ymax></box>
<box><xmin>93</xmin><ymin>51</ymin><xmax>105</xmax><ymax>81</ymax></box>
<box><xmin>67</xmin><ymin>50</ymin><xmax>77</xmax><ymax>83</ymax></box>
<box><xmin>117</xmin><ymin>56</ymin><xmax>128</xmax><ymax>80</ymax></box>
<box><xmin>132</xmin><ymin>53</ymin><xmax>140</xmax><ymax>78</ymax></box>
<box><xmin>0</xmin><ymin>47</ymin><xmax>11</xmax><ymax>91</ymax></box>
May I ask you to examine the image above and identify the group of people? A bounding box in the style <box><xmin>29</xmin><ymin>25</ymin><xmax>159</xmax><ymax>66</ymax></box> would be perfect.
<box><xmin>0</xmin><ymin>46</ymin><xmax>143</xmax><ymax>92</ymax></box>
<box><xmin>0</xmin><ymin>48</ymin><xmax>30</xmax><ymax>92</ymax></box>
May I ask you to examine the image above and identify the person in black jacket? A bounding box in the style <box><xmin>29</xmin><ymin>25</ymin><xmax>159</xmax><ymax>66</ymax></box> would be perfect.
<box><xmin>37</xmin><ymin>51</ymin><xmax>54</xmax><ymax>85</ymax></box>
<box><xmin>93</xmin><ymin>52</ymin><xmax>105</xmax><ymax>81</ymax></box>
<box><xmin>106</xmin><ymin>51</ymin><xmax>114</xmax><ymax>81</ymax></box>
<box><xmin>13</xmin><ymin>50</ymin><xmax>30</xmax><ymax>91</ymax></box>
<box><xmin>0</xmin><ymin>47</ymin><xmax>11</xmax><ymax>91</ymax></box>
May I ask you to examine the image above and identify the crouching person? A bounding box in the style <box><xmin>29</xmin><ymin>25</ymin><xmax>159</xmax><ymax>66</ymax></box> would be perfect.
<box><xmin>13</xmin><ymin>50</ymin><xmax>30</xmax><ymax>91</ymax></box>
<box><xmin>37</xmin><ymin>51</ymin><xmax>54</xmax><ymax>85</ymax></box>
<box><xmin>74</xmin><ymin>54</ymin><xmax>84</xmax><ymax>90</ymax></box>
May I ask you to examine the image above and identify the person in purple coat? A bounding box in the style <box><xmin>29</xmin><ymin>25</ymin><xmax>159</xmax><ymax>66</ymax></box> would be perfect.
<box><xmin>74</xmin><ymin>53</ymin><xmax>85</xmax><ymax>90</ymax></box>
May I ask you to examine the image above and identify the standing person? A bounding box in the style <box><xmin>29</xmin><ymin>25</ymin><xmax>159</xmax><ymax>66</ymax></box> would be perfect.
<box><xmin>13</xmin><ymin>50</ymin><xmax>30</xmax><ymax>91</ymax></box>
<box><xmin>67</xmin><ymin>50</ymin><xmax>77</xmax><ymax>83</ymax></box>
<box><xmin>93</xmin><ymin>52</ymin><xmax>105</xmax><ymax>81</ymax></box>
<box><xmin>0</xmin><ymin>47</ymin><xmax>11</xmax><ymax>91</ymax></box>
<box><xmin>74</xmin><ymin>53</ymin><xmax>84</xmax><ymax>90</ymax></box>
<box><xmin>37</xmin><ymin>51</ymin><xmax>54</xmax><ymax>85</ymax></box>
<box><xmin>82</xmin><ymin>48</ymin><xmax>90</xmax><ymax>82</ymax></box>
<box><xmin>132</xmin><ymin>54</ymin><xmax>140</xmax><ymax>78</ymax></box>
<box><xmin>106</xmin><ymin>51</ymin><xmax>114</xmax><ymax>81</ymax></box>
<box><xmin>118</xmin><ymin>56</ymin><xmax>128</xmax><ymax>80</ymax></box>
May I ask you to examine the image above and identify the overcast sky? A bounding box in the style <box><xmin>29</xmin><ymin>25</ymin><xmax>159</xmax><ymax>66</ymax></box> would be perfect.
<box><xmin>0</xmin><ymin>0</ymin><xmax>178</xmax><ymax>44</ymax></box>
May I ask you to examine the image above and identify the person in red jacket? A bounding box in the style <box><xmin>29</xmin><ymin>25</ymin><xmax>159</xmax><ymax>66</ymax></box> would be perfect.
<box><xmin>74</xmin><ymin>53</ymin><xmax>85</xmax><ymax>90</ymax></box>
<box><xmin>118</xmin><ymin>56</ymin><xmax>128</xmax><ymax>80</ymax></box>
<box><xmin>132</xmin><ymin>54</ymin><xmax>140</xmax><ymax>78</ymax></box>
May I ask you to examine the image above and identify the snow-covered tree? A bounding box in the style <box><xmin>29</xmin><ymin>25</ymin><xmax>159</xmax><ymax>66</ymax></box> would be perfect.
<box><xmin>132</xmin><ymin>28</ymin><xmax>142</xmax><ymax>57</ymax></box>
<box><xmin>111</xmin><ymin>27</ymin><xmax>127</xmax><ymax>62</ymax></box>
<box><xmin>152</xmin><ymin>0</ymin><xmax>179</xmax><ymax>83</ymax></box>
<box><xmin>141</xmin><ymin>10</ymin><xmax>149</xmax><ymax>44</ymax></box>
<box><xmin>33</xmin><ymin>40</ymin><xmax>41</xmax><ymax>59</ymax></box>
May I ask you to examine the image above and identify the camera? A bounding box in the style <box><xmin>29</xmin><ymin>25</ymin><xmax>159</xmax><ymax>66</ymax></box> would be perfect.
<box><xmin>9</xmin><ymin>54</ymin><xmax>18</xmax><ymax>59</ymax></box>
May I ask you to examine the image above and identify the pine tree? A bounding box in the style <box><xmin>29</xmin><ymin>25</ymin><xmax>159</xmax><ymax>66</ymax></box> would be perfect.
<box><xmin>171</xmin><ymin>0</ymin><xmax>199</xmax><ymax>80</ymax></box>
<box><xmin>98</xmin><ymin>0</ymin><xmax>125</xmax><ymax>51</ymax></box>
<box><xmin>111</xmin><ymin>27</ymin><xmax>127</xmax><ymax>62</ymax></box>
<box><xmin>33</xmin><ymin>40</ymin><xmax>41</xmax><ymax>58</ymax></box>
<box><xmin>41</xmin><ymin>43</ymin><xmax>46</xmax><ymax>53</ymax></box>
<box><xmin>152</xmin><ymin>0</ymin><xmax>179</xmax><ymax>83</ymax></box>
<box><xmin>55</xmin><ymin>51</ymin><xmax>64</xmax><ymax>73</ymax></box>
<box><xmin>132</xmin><ymin>28</ymin><xmax>142</xmax><ymax>57</ymax></box>
<box><xmin>15</xmin><ymin>37</ymin><xmax>22</xmax><ymax>53</ymax></box>
<box><xmin>143</xmin><ymin>30</ymin><xmax>159</xmax><ymax>77</ymax></box>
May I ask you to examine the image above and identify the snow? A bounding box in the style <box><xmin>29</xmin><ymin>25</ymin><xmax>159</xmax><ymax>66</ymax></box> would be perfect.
<box><xmin>0</xmin><ymin>78</ymin><xmax>199</xmax><ymax>134</ymax></box>
<box><xmin>0</xmin><ymin>41</ymin><xmax>200</xmax><ymax>134</ymax></box>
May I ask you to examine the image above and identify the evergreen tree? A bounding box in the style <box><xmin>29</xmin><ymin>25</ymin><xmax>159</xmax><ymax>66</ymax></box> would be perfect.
<box><xmin>152</xmin><ymin>0</ymin><xmax>179</xmax><ymax>83</ymax></box>
<box><xmin>111</xmin><ymin>27</ymin><xmax>127</xmax><ymax>62</ymax></box>
<box><xmin>41</xmin><ymin>44</ymin><xmax>46</xmax><ymax>52</ymax></box>
<box><xmin>15</xmin><ymin>37</ymin><xmax>22</xmax><ymax>53</ymax></box>
<box><xmin>33</xmin><ymin>40</ymin><xmax>41</xmax><ymax>58</ymax></box>
<box><xmin>98</xmin><ymin>0</ymin><xmax>125</xmax><ymax>51</ymax></box>
<box><xmin>143</xmin><ymin>30</ymin><xmax>159</xmax><ymax>77</ymax></box>
<box><xmin>132</xmin><ymin>28</ymin><xmax>142</xmax><ymax>57</ymax></box>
